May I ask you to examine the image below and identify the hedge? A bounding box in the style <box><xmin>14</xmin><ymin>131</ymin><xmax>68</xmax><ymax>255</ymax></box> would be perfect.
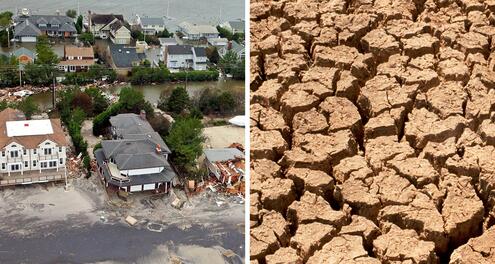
<box><xmin>92</xmin><ymin>101</ymin><xmax>123</xmax><ymax>135</ymax></box>
<box><xmin>168</xmin><ymin>70</ymin><xmax>219</xmax><ymax>82</ymax></box>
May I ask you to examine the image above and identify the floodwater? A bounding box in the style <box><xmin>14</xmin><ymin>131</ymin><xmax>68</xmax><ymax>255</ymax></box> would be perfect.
<box><xmin>0</xmin><ymin>0</ymin><xmax>244</xmax><ymax>29</ymax></box>
<box><xmin>31</xmin><ymin>79</ymin><xmax>245</xmax><ymax>111</ymax></box>
<box><xmin>0</xmin><ymin>223</ymin><xmax>244</xmax><ymax>263</ymax></box>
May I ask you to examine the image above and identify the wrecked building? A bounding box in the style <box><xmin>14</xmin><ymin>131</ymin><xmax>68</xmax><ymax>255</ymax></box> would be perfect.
<box><xmin>204</xmin><ymin>148</ymin><xmax>245</xmax><ymax>185</ymax></box>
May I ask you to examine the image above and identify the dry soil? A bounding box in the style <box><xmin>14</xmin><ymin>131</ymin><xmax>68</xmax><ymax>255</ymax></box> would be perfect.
<box><xmin>250</xmin><ymin>0</ymin><xmax>495</xmax><ymax>263</ymax></box>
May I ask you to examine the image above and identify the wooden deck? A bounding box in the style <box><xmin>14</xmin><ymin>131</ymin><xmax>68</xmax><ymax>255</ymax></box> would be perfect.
<box><xmin>0</xmin><ymin>169</ymin><xmax>66</xmax><ymax>186</ymax></box>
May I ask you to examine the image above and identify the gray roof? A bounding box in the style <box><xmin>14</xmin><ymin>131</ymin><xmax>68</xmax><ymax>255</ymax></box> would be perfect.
<box><xmin>15</xmin><ymin>15</ymin><xmax>76</xmax><ymax>33</ymax></box>
<box><xmin>89</xmin><ymin>14</ymin><xmax>124</xmax><ymax>25</ymax></box>
<box><xmin>14</xmin><ymin>20</ymin><xmax>42</xmax><ymax>37</ymax></box>
<box><xmin>109</xmin><ymin>19</ymin><xmax>127</xmax><ymax>32</ymax></box>
<box><xmin>140</xmin><ymin>17</ymin><xmax>165</xmax><ymax>27</ymax></box>
<box><xmin>167</xmin><ymin>45</ymin><xmax>192</xmax><ymax>55</ymax></box>
<box><xmin>95</xmin><ymin>149</ymin><xmax>176</xmax><ymax>187</ymax></box>
<box><xmin>159</xmin><ymin>38</ymin><xmax>177</xmax><ymax>45</ymax></box>
<box><xmin>12</xmin><ymin>47</ymin><xmax>36</xmax><ymax>59</ymax></box>
<box><xmin>193</xmin><ymin>47</ymin><xmax>206</xmax><ymax>57</ymax></box>
<box><xmin>228</xmin><ymin>20</ymin><xmax>245</xmax><ymax>32</ymax></box>
<box><xmin>101</xmin><ymin>139</ymin><xmax>168</xmax><ymax>170</ymax></box>
<box><xmin>231</xmin><ymin>41</ymin><xmax>245</xmax><ymax>54</ymax></box>
<box><xmin>110</xmin><ymin>113</ymin><xmax>170</xmax><ymax>153</ymax></box>
<box><xmin>204</xmin><ymin>148</ymin><xmax>245</xmax><ymax>162</ymax></box>
<box><xmin>109</xmin><ymin>44</ymin><xmax>144</xmax><ymax>68</ymax></box>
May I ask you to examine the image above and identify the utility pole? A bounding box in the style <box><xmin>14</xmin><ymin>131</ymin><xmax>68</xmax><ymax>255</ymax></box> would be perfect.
<box><xmin>19</xmin><ymin>68</ymin><xmax>21</xmax><ymax>87</ymax></box>
<box><xmin>77</xmin><ymin>0</ymin><xmax>80</xmax><ymax>16</ymax></box>
<box><xmin>52</xmin><ymin>71</ymin><xmax>56</xmax><ymax>109</ymax></box>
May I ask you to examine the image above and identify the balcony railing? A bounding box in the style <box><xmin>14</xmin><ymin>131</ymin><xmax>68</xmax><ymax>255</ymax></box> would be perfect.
<box><xmin>38</xmin><ymin>154</ymin><xmax>60</xmax><ymax>161</ymax></box>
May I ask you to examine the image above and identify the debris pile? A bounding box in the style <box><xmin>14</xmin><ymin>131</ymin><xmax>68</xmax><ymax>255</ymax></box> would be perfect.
<box><xmin>251</xmin><ymin>0</ymin><xmax>495</xmax><ymax>263</ymax></box>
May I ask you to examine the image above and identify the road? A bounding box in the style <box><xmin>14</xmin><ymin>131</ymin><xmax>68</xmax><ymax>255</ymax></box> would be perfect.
<box><xmin>0</xmin><ymin>176</ymin><xmax>245</xmax><ymax>263</ymax></box>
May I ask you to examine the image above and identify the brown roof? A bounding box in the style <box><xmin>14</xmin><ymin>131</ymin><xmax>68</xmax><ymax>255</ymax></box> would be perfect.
<box><xmin>64</xmin><ymin>46</ymin><xmax>94</xmax><ymax>58</ymax></box>
<box><xmin>59</xmin><ymin>59</ymin><xmax>95</xmax><ymax>66</ymax></box>
<box><xmin>0</xmin><ymin>108</ymin><xmax>68</xmax><ymax>149</ymax></box>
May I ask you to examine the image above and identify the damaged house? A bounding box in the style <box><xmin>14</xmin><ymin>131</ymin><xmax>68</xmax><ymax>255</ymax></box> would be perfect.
<box><xmin>95</xmin><ymin>111</ymin><xmax>177</xmax><ymax>193</ymax></box>
<box><xmin>204</xmin><ymin>148</ymin><xmax>245</xmax><ymax>185</ymax></box>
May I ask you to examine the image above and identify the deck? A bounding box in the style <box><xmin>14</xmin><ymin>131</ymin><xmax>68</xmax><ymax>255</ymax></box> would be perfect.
<box><xmin>0</xmin><ymin>169</ymin><xmax>66</xmax><ymax>186</ymax></box>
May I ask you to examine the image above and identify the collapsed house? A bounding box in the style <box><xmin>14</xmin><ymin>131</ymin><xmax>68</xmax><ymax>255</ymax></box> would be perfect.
<box><xmin>204</xmin><ymin>148</ymin><xmax>245</xmax><ymax>185</ymax></box>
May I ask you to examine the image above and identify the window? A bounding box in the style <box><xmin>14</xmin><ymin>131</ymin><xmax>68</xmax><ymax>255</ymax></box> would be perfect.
<box><xmin>23</xmin><ymin>149</ymin><xmax>26</xmax><ymax>155</ymax></box>
<box><xmin>10</xmin><ymin>151</ymin><xmax>18</xmax><ymax>158</ymax></box>
<box><xmin>59</xmin><ymin>158</ymin><xmax>63</xmax><ymax>165</ymax></box>
<box><xmin>59</xmin><ymin>147</ymin><xmax>62</xmax><ymax>152</ymax></box>
<box><xmin>44</xmin><ymin>148</ymin><xmax>52</xmax><ymax>155</ymax></box>
<box><xmin>1</xmin><ymin>163</ymin><xmax>5</xmax><ymax>170</ymax></box>
<box><xmin>24</xmin><ymin>161</ymin><xmax>28</xmax><ymax>168</ymax></box>
<box><xmin>33</xmin><ymin>149</ymin><xmax>37</xmax><ymax>155</ymax></box>
<box><xmin>49</xmin><ymin>161</ymin><xmax>57</xmax><ymax>167</ymax></box>
<box><xmin>33</xmin><ymin>160</ymin><xmax>37</xmax><ymax>167</ymax></box>
<box><xmin>10</xmin><ymin>164</ymin><xmax>20</xmax><ymax>171</ymax></box>
<box><xmin>11</xmin><ymin>144</ymin><xmax>16</xmax><ymax>147</ymax></box>
<box><xmin>41</xmin><ymin>162</ymin><xmax>47</xmax><ymax>168</ymax></box>
<box><xmin>1</xmin><ymin>151</ymin><xmax>4</xmax><ymax>157</ymax></box>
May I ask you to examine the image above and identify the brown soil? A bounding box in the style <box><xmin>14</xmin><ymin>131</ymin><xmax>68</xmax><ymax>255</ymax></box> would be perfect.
<box><xmin>250</xmin><ymin>0</ymin><xmax>495</xmax><ymax>263</ymax></box>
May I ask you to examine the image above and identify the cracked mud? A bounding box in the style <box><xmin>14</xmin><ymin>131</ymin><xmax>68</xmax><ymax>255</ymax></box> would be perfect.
<box><xmin>250</xmin><ymin>0</ymin><xmax>495</xmax><ymax>263</ymax></box>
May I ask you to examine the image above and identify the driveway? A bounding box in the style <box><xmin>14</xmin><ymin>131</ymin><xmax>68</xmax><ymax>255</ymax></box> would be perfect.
<box><xmin>81</xmin><ymin>119</ymin><xmax>100</xmax><ymax>159</ymax></box>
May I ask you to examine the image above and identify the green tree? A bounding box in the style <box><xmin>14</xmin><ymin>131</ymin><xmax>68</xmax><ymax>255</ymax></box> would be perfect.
<box><xmin>66</xmin><ymin>9</ymin><xmax>77</xmax><ymax>18</ymax></box>
<box><xmin>206</xmin><ymin>46</ymin><xmax>220</xmax><ymax>64</ymax></box>
<box><xmin>17</xmin><ymin>97</ymin><xmax>38</xmax><ymax>119</ymax></box>
<box><xmin>23</xmin><ymin>63</ymin><xmax>54</xmax><ymax>86</ymax></box>
<box><xmin>217</xmin><ymin>91</ymin><xmax>236</xmax><ymax>113</ymax></box>
<box><xmin>216</xmin><ymin>26</ymin><xmax>233</xmax><ymax>40</ymax></box>
<box><xmin>79</xmin><ymin>32</ymin><xmax>95</xmax><ymax>45</ymax></box>
<box><xmin>232</xmin><ymin>59</ymin><xmax>245</xmax><ymax>80</ymax></box>
<box><xmin>0</xmin><ymin>12</ymin><xmax>13</xmax><ymax>48</ymax></box>
<box><xmin>85</xmin><ymin>87</ymin><xmax>109</xmax><ymax>115</ymax></box>
<box><xmin>35</xmin><ymin>36</ymin><xmax>59</xmax><ymax>65</ymax></box>
<box><xmin>219</xmin><ymin>50</ymin><xmax>239</xmax><ymax>75</ymax></box>
<box><xmin>75</xmin><ymin>15</ymin><xmax>83</xmax><ymax>34</ymax></box>
<box><xmin>164</xmin><ymin>86</ymin><xmax>190</xmax><ymax>115</ymax></box>
<box><xmin>131</xmin><ymin>29</ymin><xmax>144</xmax><ymax>41</ymax></box>
<box><xmin>165</xmin><ymin>117</ymin><xmax>205</xmax><ymax>169</ymax></box>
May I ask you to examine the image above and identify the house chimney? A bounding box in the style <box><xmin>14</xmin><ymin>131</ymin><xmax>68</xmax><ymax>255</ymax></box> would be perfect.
<box><xmin>140</xmin><ymin>109</ymin><xmax>146</xmax><ymax>120</ymax></box>
<box><xmin>156</xmin><ymin>144</ymin><xmax>161</xmax><ymax>154</ymax></box>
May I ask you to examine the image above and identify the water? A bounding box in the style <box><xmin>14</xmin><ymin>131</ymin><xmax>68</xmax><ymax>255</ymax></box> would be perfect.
<box><xmin>32</xmin><ymin>79</ymin><xmax>245</xmax><ymax>111</ymax></box>
<box><xmin>0</xmin><ymin>0</ymin><xmax>244</xmax><ymax>30</ymax></box>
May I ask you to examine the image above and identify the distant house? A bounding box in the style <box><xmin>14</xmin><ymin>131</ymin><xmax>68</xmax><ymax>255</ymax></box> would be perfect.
<box><xmin>137</xmin><ymin>16</ymin><xmax>166</xmax><ymax>35</ymax></box>
<box><xmin>87</xmin><ymin>12</ymin><xmax>125</xmax><ymax>39</ymax></box>
<box><xmin>177</xmin><ymin>22</ymin><xmax>218</xmax><ymax>40</ymax></box>
<box><xmin>219</xmin><ymin>41</ymin><xmax>245</xmax><ymax>60</ymax></box>
<box><xmin>108</xmin><ymin>44</ymin><xmax>145</xmax><ymax>74</ymax></box>
<box><xmin>221</xmin><ymin>19</ymin><xmax>245</xmax><ymax>34</ymax></box>
<box><xmin>207</xmin><ymin>37</ymin><xmax>228</xmax><ymax>50</ymax></box>
<box><xmin>95</xmin><ymin>112</ymin><xmax>177</xmax><ymax>193</ymax></box>
<box><xmin>12</xmin><ymin>47</ymin><xmax>36</xmax><ymax>66</ymax></box>
<box><xmin>165</xmin><ymin>45</ymin><xmax>208</xmax><ymax>72</ymax></box>
<box><xmin>0</xmin><ymin>108</ymin><xmax>69</xmax><ymax>187</ymax></box>
<box><xmin>58</xmin><ymin>46</ymin><xmax>95</xmax><ymax>72</ymax></box>
<box><xmin>204</xmin><ymin>148</ymin><xmax>245</xmax><ymax>185</ymax></box>
<box><xmin>108</xmin><ymin>20</ymin><xmax>131</xmax><ymax>45</ymax></box>
<box><xmin>14</xmin><ymin>14</ymin><xmax>76</xmax><ymax>42</ymax></box>
<box><xmin>159</xmin><ymin>37</ymin><xmax>177</xmax><ymax>47</ymax></box>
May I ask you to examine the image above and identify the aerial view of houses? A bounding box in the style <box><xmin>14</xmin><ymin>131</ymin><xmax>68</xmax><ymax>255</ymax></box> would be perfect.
<box><xmin>0</xmin><ymin>1</ymin><xmax>245</xmax><ymax>263</ymax></box>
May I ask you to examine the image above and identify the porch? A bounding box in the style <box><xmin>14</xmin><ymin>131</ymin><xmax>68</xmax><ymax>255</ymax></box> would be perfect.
<box><xmin>0</xmin><ymin>168</ymin><xmax>66</xmax><ymax>187</ymax></box>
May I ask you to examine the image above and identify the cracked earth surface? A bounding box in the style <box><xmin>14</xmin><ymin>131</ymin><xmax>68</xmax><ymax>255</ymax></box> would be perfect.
<box><xmin>250</xmin><ymin>0</ymin><xmax>495</xmax><ymax>263</ymax></box>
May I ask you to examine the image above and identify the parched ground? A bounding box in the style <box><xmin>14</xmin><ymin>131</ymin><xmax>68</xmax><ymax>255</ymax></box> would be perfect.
<box><xmin>250</xmin><ymin>0</ymin><xmax>495</xmax><ymax>263</ymax></box>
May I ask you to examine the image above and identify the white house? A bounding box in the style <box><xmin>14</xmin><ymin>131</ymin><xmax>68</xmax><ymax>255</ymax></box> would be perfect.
<box><xmin>0</xmin><ymin>108</ymin><xmax>68</xmax><ymax>186</ymax></box>
<box><xmin>95</xmin><ymin>112</ymin><xmax>177</xmax><ymax>193</ymax></box>
<box><xmin>165</xmin><ymin>45</ymin><xmax>208</xmax><ymax>72</ymax></box>
<box><xmin>137</xmin><ymin>15</ymin><xmax>166</xmax><ymax>35</ymax></box>
<box><xmin>87</xmin><ymin>12</ymin><xmax>125</xmax><ymax>39</ymax></box>
<box><xmin>204</xmin><ymin>148</ymin><xmax>245</xmax><ymax>185</ymax></box>
<box><xmin>177</xmin><ymin>22</ymin><xmax>218</xmax><ymax>40</ymax></box>
<box><xmin>220</xmin><ymin>19</ymin><xmax>245</xmax><ymax>34</ymax></box>
<box><xmin>219</xmin><ymin>41</ymin><xmax>245</xmax><ymax>60</ymax></box>
<box><xmin>109</xmin><ymin>20</ymin><xmax>131</xmax><ymax>45</ymax></box>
